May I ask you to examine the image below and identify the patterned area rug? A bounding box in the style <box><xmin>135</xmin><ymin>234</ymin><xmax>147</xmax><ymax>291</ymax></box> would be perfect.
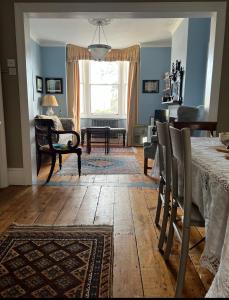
<box><xmin>82</xmin><ymin>146</ymin><xmax>135</xmax><ymax>154</ymax></box>
<box><xmin>0</xmin><ymin>225</ymin><xmax>113</xmax><ymax>298</ymax></box>
<box><xmin>56</xmin><ymin>154</ymin><xmax>142</xmax><ymax>175</ymax></box>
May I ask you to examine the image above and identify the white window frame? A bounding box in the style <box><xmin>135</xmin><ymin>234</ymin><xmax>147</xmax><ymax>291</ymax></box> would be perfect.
<box><xmin>80</xmin><ymin>60</ymin><xmax>128</xmax><ymax>119</ymax></box>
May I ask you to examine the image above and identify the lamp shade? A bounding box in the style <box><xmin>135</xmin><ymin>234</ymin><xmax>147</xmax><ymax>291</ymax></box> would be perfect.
<box><xmin>88</xmin><ymin>44</ymin><xmax>111</xmax><ymax>61</ymax></box>
<box><xmin>42</xmin><ymin>95</ymin><xmax>59</xmax><ymax>107</ymax></box>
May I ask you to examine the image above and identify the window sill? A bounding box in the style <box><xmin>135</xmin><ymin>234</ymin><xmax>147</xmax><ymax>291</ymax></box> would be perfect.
<box><xmin>80</xmin><ymin>114</ymin><xmax>127</xmax><ymax>119</ymax></box>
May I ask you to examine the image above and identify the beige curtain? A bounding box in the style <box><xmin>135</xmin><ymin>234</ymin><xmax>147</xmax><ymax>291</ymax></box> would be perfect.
<box><xmin>127</xmin><ymin>61</ymin><xmax>139</xmax><ymax>146</ymax></box>
<box><xmin>66</xmin><ymin>44</ymin><xmax>140</xmax><ymax>145</ymax></box>
<box><xmin>66</xmin><ymin>61</ymin><xmax>80</xmax><ymax>131</ymax></box>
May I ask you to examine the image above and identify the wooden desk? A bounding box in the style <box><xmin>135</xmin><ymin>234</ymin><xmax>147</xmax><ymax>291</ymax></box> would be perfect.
<box><xmin>85</xmin><ymin>127</ymin><xmax>110</xmax><ymax>154</ymax></box>
<box><xmin>81</xmin><ymin>127</ymin><xmax>126</xmax><ymax>147</ymax></box>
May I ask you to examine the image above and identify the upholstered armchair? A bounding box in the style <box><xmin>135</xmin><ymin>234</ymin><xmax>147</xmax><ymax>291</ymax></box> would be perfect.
<box><xmin>34</xmin><ymin>117</ymin><xmax>81</xmax><ymax>183</ymax></box>
<box><xmin>143</xmin><ymin>134</ymin><xmax>158</xmax><ymax>175</ymax></box>
<box><xmin>143</xmin><ymin>109</ymin><xmax>169</xmax><ymax>175</ymax></box>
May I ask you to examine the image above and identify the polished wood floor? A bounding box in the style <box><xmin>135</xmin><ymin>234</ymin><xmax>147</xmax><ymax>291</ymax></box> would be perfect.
<box><xmin>0</xmin><ymin>147</ymin><xmax>213</xmax><ymax>298</ymax></box>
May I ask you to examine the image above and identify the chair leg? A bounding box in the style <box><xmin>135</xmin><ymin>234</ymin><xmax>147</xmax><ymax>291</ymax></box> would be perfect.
<box><xmin>175</xmin><ymin>227</ymin><xmax>190</xmax><ymax>298</ymax></box>
<box><xmin>164</xmin><ymin>202</ymin><xmax>177</xmax><ymax>260</ymax></box>
<box><xmin>37</xmin><ymin>152</ymin><xmax>42</xmax><ymax>176</ymax></box>
<box><xmin>46</xmin><ymin>155</ymin><xmax>56</xmax><ymax>183</ymax></box>
<box><xmin>155</xmin><ymin>178</ymin><xmax>164</xmax><ymax>226</ymax></box>
<box><xmin>59</xmin><ymin>154</ymin><xmax>62</xmax><ymax>170</ymax></box>
<box><xmin>158</xmin><ymin>187</ymin><xmax>170</xmax><ymax>251</ymax></box>
<box><xmin>144</xmin><ymin>158</ymin><xmax>148</xmax><ymax>175</ymax></box>
<box><xmin>77</xmin><ymin>153</ymin><xmax>81</xmax><ymax>177</ymax></box>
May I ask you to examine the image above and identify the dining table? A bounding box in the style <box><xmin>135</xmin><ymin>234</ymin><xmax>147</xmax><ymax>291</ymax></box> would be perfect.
<box><xmin>152</xmin><ymin>137</ymin><xmax>229</xmax><ymax>297</ymax></box>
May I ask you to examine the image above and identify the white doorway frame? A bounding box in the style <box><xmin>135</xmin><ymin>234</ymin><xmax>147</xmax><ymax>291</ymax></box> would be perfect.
<box><xmin>0</xmin><ymin>67</ymin><xmax>8</xmax><ymax>188</ymax></box>
<box><xmin>14</xmin><ymin>2</ymin><xmax>226</xmax><ymax>185</ymax></box>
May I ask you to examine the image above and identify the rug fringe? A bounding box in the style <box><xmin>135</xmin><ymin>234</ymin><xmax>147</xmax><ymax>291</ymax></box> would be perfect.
<box><xmin>9</xmin><ymin>223</ymin><xmax>113</xmax><ymax>231</ymax></box>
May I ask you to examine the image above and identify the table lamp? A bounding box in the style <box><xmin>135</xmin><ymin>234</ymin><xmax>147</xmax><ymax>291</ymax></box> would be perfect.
<box><xmin>41</xmin><ymin>95</ymin><xmax>58</xmax><ymax>116</ymax></box>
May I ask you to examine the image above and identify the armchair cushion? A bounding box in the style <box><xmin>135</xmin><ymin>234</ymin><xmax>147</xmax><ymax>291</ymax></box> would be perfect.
<box><xmin>144</xmin><ymin>135</ymin><xmax>157</xmax><ymax>160</ymax></box>
<box><xmin>60</xmin><ymin>118</ymin><xmax>75</xmax><ymax>131</ymax></box>
<box><xmin>35</xmin><ymin>115</ymin><xmax>64</xmax><ymax>131</ymax></box>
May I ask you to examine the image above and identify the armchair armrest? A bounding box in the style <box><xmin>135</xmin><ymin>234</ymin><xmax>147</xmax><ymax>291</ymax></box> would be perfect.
<box><xmin>60</xmin><ymin>118</ymin><xmax>75</xmax><ymax>131</ymax></box>
<box><xmin>51</xmin><ymin>130</ymin><xmax>80</xmax><ymax>150</ymax></box>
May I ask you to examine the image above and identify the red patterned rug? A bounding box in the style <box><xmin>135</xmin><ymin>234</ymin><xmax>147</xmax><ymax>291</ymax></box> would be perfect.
<box><xmin>0</xmin><ymin>225</ymin><xmax>113</xmax><ymax>298</ymax></box>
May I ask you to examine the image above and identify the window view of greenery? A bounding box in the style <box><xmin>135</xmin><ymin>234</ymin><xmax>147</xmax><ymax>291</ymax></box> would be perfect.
<box><xmin>79</xmin><ymin>60</ymin><xmax>129</xmax><ymax>116</ymax></box>
<box><xmin>90</xmin><ymin>61</ymin><xmax>119</xmax><ymax>114</ymax></box>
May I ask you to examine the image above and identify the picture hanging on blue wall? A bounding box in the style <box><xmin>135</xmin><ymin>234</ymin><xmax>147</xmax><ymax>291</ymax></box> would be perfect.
<box><xmin>36</xmin><ymin>76</ymin><xmax>43</xmax><ymax>93</ymax></box>
<box><xmin>142</xmin><ymin>80</ymin><xmax>159</xmax><ymax>93</ymax></box>
<box><xmin>45</xmin><ymin>78</ymin><xmax>63</xmax><ymax>94</ymax></box>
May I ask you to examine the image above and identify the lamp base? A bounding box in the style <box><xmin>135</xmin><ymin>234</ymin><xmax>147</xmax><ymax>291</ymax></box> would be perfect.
<box><xmin>46</xmin><ymin>107</ymin><xmax>55</xmax><ymax>116</ymax></box>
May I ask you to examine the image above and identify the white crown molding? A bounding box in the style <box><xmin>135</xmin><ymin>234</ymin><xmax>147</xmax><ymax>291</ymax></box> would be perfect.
<box><xmin>140</xmin><ymin>40</ymin><xmax>171</xmax><ymax>48</ymax></box>
<box><xmin>170</xmin><ymin>18</ymin><xmax>185</xmax><ymax>34</ymax></box>
<box><xmin>30</xmin><ymin>34</ymin><xmax>41</xmax><ymax>45</ymax></box>
<box><xmin>38</xmin><ymin>40</ymin><xmax>67</xmax><ymax>47</ymax></box>
<box><xmin>8</xmin><ymin>168</ymin><xmax>26</xmax><ymax>185</ymax></box>
<box><xmin>30</xmin><ymin>35</ymin><xmax>66</xmax><ymax>47</ymax></box>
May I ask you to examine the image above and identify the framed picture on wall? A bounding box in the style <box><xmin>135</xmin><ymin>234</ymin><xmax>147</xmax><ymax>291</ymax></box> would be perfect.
<box><xmin>36</xmin><ymin>76</ymin><xmax>43</xmax><ymax>93</ymax></box>
<box><xmin>45</xmin><ymin>78</ymin><xmax>63</xmax><ymax>94</ymax></box>
<box><xmin>142</xmin><ymin>80</ymin><xmax>159</xmax><ymax>93</ymax></box>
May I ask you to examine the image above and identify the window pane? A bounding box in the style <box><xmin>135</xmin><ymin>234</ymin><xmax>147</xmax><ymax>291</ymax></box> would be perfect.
<box><xmin>91</xmin><ymin>85</ymin><xmax>118</xmax><ymax>114</ymax></box>
<box><xmin>124</xmin><ymin>84</ymin><xmax>128</xmax><ymax>114</ymax></box>
<box><xmin>123</xmin><ymin>61</ymin><xmax>129</xmax><ymax>84</ymax></box>
<box><xmin>90</xmin><ymin>61</ymin><xmax>119</xmax><ymax>84</ymax></box>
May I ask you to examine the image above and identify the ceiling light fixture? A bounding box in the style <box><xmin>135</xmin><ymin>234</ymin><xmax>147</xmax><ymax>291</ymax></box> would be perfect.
<box><xmin>88</xmin><ymin>18</ymin><xmax>111</xmax><ymax>61</ymax></box>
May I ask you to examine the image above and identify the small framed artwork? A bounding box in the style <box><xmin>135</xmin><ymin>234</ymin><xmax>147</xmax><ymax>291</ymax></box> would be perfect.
<box><xmin>36</xmin><ymin>76</ymin><xmax>43</xmax><ymax>93</ymax></box>
<box><xmin>45</xmin><ymin>78</ymin><xmax>63</xmax><ymax>94</ymax></box>
<box><xmin>142</xmin><ymin>80</ymin><xmax>159</xmax><ymax>93</ymax></box>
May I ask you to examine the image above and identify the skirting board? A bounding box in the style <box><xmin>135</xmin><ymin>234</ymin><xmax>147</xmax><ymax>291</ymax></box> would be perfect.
<box><xmin>8</xmin><ymin>168</ymin><xmax>26</xmax><ymax>185</ymax></box>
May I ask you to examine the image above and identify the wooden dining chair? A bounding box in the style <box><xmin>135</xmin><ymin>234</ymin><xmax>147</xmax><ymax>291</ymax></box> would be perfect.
<box><xmin>155</xmin><ymin>121</ymin><xmax>172</xmax><ymax>251</ymax></box>
<box><xmin>35</xmin><ymin>119</ymin><xmax>82</xmax><ymax>183</ymax></box>
<box><xmin>164</xmin><ymin>126</ymin><xmax>205</xmax><ymax>298</ymax></box>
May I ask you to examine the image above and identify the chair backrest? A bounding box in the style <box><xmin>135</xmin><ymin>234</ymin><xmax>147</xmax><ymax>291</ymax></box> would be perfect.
<box><xmin>154</xmin><ymin>109</ymin><xmax>169</xmax><ymax>124</ymax></box>
<box><xmin>177</xmin><ymin>106</ymin><xmax>199</xmax><ymax>122</ymax></box>
<box><xmin>34</xmin><ymin>118</ymin><xmax>57</xmax><ymax>148</ymax></box>
<box><xmin>156</xmin><ymin>121</ymin><xmax>172</xmax><ymax>184</ymax></box>
<box><xmin>169</xmin><ymin>126</ymin><xmax>192</xmax><ymax>227</ymax></box>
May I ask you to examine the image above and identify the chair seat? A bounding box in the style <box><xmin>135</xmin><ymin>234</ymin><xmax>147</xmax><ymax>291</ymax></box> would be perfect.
<box><xmin>40</xmin><ymin>144</ymin><xmax>68</xmax><ymax>151</ymax></box>
<box><xmin>40</xmin><ymin>143</ymin><xmax>81</xmax><ymax>154</ymax></box>
<box><xmin>178</xmin><ymin>197</ymin><xmax>205</xmax><ymax>227</ymax></box>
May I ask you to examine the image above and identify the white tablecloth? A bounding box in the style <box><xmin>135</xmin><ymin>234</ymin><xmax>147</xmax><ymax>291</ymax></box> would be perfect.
<box><xmin>152</xmin><ymin>137</ymin><xmax>229</xmax><ymax>297</ymax></box>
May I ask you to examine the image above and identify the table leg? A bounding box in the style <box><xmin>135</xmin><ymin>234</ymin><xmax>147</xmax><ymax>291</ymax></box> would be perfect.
<box><xmin>81</xmin><ymin>131</ymin><xmax>85</xmax><ymax>146</ymax></box>
<box><xmin>123</xmin><ymin>132</ymin><xmax>126</xmax><ymax>147</ymax></box>
<box><xmin>107</xmin><ymin>131</ymin><xmax>110</xmax><ymax>154</ymax></box>
<box><xmin>87</xmin><ymin>132</ymin><xmax>91</xmax><ymax>154</ymax></box>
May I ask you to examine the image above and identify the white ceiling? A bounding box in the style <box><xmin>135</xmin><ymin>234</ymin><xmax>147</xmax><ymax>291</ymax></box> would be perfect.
<box><xmin>30</xmin><ymin>18</ymin><xmax>183</xmax><ymax>48</ymax></box>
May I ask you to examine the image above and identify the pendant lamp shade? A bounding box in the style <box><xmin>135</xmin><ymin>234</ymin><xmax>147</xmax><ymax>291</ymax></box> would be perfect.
<box><xmin>88</xmin><ymin>44</ymin><xmax>111</xmax><ymax>61</ymax></box>
<box><xmin>88</xmin><ymin>18</ymin><xmax>111</xmax><ymax>61</ymax></box>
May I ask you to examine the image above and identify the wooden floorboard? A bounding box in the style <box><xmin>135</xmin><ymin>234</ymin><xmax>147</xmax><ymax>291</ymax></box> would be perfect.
<box><xmin>0</xmin><ymin>147</ymin><xmax>213</xmax><ymax>297</ymax></box>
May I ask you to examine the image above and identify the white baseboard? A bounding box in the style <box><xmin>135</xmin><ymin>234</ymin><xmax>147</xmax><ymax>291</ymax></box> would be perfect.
<box><xmin>8</xmin><ymin>168</ymin><xmax>26</xmax><ymax>185</ymax></box>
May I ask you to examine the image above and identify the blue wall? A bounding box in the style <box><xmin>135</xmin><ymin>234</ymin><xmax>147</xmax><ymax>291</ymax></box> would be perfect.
<box><xmin>171</xmin><ymin>19</ymin><xmax>189</xmax><ymax>99</ymax></box>
<box><xmin>30</xmin><ymin>39</ymin><xmax>43</xmax><ymax>116</ymax></box>
<box><xmin>171</xmin><ymin>18</ymin><xmax>210</xmax><ymax>107</ymax></box>
<box><xmin>139</xmin><ymin>47</ymin><xmax>171</xmax><ymax>125</ymax></box>
<box><xmin>41</xmin><ymin>46</ymin><xmax>67</xmax><ymax>116</ymax></box>
<box><xmin>185</xmin><ymin>18</ymin><xmax>211</xmax><ymax>106</ymax></box>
